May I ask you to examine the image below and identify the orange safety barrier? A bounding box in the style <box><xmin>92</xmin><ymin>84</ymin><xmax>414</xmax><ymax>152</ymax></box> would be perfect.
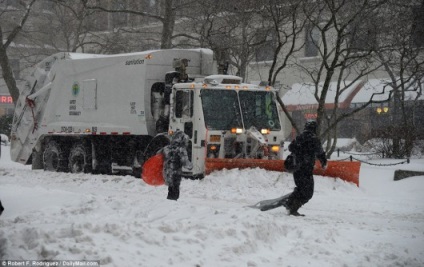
<box><xmin>205</xmin><ymin>158</ymin><xmax>360</xmax><ymax>187</ymax></box>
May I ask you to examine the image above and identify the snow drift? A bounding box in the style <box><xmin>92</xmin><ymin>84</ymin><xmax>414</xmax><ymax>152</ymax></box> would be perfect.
<box><xmin>1</xmin><ymin>146</ymin><xmax>423</xmax><ymax>267</ymax></box>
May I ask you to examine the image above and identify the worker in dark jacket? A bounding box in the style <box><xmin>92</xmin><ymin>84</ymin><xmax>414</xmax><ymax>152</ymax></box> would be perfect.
<box><xmin>284</xmin><ymin>120</ymin><xmax>327</xmax><ymax>216</ymax></box>
<box><xmin>162</xmin><ymin>130</ymin><xmax>193</xmax><ymax>200</ymax></box>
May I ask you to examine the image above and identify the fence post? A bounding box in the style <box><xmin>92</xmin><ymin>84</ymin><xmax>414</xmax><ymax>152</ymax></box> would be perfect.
<box><xmin>337</xmin><ymin>149</ymin><xmax>340</xmax><ymax>157</ymax></box>
<box><xmin>350</xmin><ymin>155</ymin><xmax>353</xmax><ymax>162</ymax></box>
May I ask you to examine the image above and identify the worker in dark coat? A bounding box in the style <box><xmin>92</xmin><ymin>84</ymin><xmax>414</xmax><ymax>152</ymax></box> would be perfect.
<box><xmin>162</xmin><ymin>130</ymin><xmax>193</xmax><ymax>200</ymax></box>
<box><xmin>283</xmin><ymin>120</ymin><xmax>327</xmax><ymax>216</ymax></box>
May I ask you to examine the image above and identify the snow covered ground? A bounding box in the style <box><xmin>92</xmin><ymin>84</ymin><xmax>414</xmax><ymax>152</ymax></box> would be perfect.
<box><xmin>1</xmin><ymin>145</ymin><xmax>423</xmax><ymax>267</ymax></box>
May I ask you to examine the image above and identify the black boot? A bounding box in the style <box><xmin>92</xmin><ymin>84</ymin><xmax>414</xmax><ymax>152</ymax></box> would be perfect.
<box><xmin>288</xmin><ymin>199</ymin><xmax>304</xmax><ymax>216</ymax></box>
<box><xmin>167</xmin><ymin>186</ymin><xmax>178</xmax><ymax>200</ymax></box>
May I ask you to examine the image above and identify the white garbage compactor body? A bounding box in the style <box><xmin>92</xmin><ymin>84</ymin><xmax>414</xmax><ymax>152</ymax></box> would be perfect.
<box><xmin>10</xmin><ymin>49</ymin><xmax>285</xmax><ymax>177</ymax></box>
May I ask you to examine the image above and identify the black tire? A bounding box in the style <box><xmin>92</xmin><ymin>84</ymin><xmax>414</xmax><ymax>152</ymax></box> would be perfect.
<box><xmin>68</xmin><ymin>144</ymin><xmax>92</xmax><ymax>174</ymax></box>
<box><xmin>132</xmin><ymin>167</ymin><xmax>142</xmax><ymax>178</ymax></box>
<box><xmin>132</xmin><ymin>150</ymin><xmax>144</xmax><ymax>178</ymax></box>
<box><xmin>144</xmin><ymin>134</ymin><xmax>170</xmax><ymax>160</ymax></box>
<box><xmin>43</xmin><ymin>140</ymin><xmax>68</xmax><ymax>172</ymax></box>
<box><xmin>32</xmin><ymin>149</ymin><xmax>43</xmax><ymax>170</ymax></box>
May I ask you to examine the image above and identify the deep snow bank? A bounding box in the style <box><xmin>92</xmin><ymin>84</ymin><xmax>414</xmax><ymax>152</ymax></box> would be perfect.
<box><xmin>1</xmin><ymin>146</ymin><xmax>424</xmax><ymax>267</ymax></box>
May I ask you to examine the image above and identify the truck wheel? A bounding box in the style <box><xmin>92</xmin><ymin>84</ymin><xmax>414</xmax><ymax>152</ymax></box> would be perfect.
<box><xmin>132</xmin><ymin>167</ymin><xmax>142</xmax><ymax>178</ymax></box>
<box><xmin>144</xmin><ymin>134</ymin><xmax>170</xmax><ymax>159</ymax></box>
<box><xmin>68</xmin><ymin>144</ymin><xmax>92</xmax><ymax>173</ymax></box>
<box><xmin>131</xmin><ymin>150</ymin><xmax>144</xmax><ymax>178</ymax></box>
<box><xmin>32</xmin><ymin>149</ymin><xmax>43</xmax><ymax>170</ymax></box>
<box><xmin>43</xmin><ymin>141</ymin><xmax>68</xmax><ymax>172</ymax></box>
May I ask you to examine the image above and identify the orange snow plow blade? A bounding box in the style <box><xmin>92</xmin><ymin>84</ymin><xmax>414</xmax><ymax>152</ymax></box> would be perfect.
<box><xmin>312</xmin><ymin>160</ymin><xmax>361</xmax><ymax>186</ymax></box>
<box><xmin>205</xmin><ymin>158</ymin><xmax>284</xmax><ymax>174</ymax></box>
<box><xmin>205</xmin><ymin>158</ymin><xmax>360</xmax><ymax>187</ymax></box>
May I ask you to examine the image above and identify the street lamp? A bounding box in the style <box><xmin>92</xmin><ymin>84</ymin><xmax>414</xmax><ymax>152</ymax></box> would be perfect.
<box><xmin>376</xmin><ymin>106</ymin><xmax>389</xmax><ymax>114</ymax></box>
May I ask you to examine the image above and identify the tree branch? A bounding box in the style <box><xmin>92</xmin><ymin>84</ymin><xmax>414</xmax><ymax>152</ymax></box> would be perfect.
<box><xmin>81</xmin><ymin>0</ymin><xmax>164</xmax><ymax>22</ymax></box>
<box><xmin>3</xmin><ymin>0</ymin><xmax>37</xmax><ymax>49</ymax></box>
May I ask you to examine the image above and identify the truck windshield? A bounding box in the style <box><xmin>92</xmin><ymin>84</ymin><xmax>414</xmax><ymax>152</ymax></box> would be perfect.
<box><xmin>239</xmin><ymin>91</ymin><xmax>281</xmax><ymax>131</ymax></box>
<box><xmin>201</xmin><ymin>89</ymin><xmax>242</xmax><ymax>130</ymax></box>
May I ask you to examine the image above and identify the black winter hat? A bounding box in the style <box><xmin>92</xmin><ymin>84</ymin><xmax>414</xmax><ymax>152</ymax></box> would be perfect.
<box><xmin>304</xmin><ymin>120</ymin><xmax>317</xmax><ymax>133</ymax></box>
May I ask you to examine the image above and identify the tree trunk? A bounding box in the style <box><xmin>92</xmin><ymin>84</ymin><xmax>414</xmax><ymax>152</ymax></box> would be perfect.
<box><xmin>0</xmin><ymin>0</ymin><xmax>36</xmax><ymax>105</ymax></box>
<box><xmin>0</xmin><ymin>43</ymin><xmax>19</xmax><ymax>104</ymax></box>
<box><xmin>160</xmin><ymin>0</ymin><xmax>175</xmax><ymax>49</ymax></box>
<box><xmin>392</xmin><ymin>90</ymin><xmax>401</xmax><ymax>158</ymax></box>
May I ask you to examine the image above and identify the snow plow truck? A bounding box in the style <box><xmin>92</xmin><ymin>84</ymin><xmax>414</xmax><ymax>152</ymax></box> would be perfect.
<box><xmin>10</xmin><ymin>49</ymin><xmax>286</xmax><ymax>178</ymax></box>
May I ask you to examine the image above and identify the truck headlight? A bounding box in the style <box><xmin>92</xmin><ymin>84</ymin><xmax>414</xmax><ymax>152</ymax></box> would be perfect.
<box><xmin>270</xmin><ymin>145</ymin><xmax>280</xmax><ymax>152</ymax></box>
<box><xmin>231</xmin><ymin>128</ymin><xmax>243</xmax><ymax>134</ymax></box>
<box><xmin>260</xmin><ymin>128</ymin><xmax>270</xmax><ymax>135</ymax></box>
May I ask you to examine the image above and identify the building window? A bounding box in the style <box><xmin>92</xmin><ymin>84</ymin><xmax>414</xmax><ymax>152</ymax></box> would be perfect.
<box><xmin>111</xmin><ymin>0</ymin><xmax>127</xmax><ymax>28</ymax></box>
<box><xmin>255</xmin><ymin>32</ymin><xmax>276</xmax><ymax>62</ymax></box>
<box><xmin>349</xmin><ymin>22</ymin><xmax>377</xmax><ymax>51</ymax></box>
<box><xmin>255</xmin><ymin>42</ymin><xmax>274</xmax><ymax>62</ymax></box>
<box><xmin>92</xmin><ymin>12</ymin><xmax>108</xmax><ymax>31</ymax></box>
<box><xmin>305</xmin><ymin>25</ymin><xmax>320</xmax><ymax>57</ymax></box>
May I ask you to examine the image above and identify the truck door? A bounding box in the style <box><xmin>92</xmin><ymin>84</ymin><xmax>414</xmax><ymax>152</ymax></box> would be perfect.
<box><xmin>173</xmin><ymin>89</ymin><xmax>194</xmax><ymax>159</ymax></box>
<box><xmin>191</xmin><ymin>89</ymin><xmax>207</xmax><ymax>177</ymax></box>
<box><xmin>172</xmin><ymin>89</ymin><xmax>205</xmax><ymax>177</ymax></box>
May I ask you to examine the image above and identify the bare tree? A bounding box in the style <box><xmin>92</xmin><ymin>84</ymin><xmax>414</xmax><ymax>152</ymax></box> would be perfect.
<box><xmin>174</xmin><ymin>0</ymin><xmax>233</xmax><ymax>72</ymax></box>
<box><xmin>11</xmin><ymin>0</ymin><xmax>100</xmax><ymax>59</ymax></box>
<box><xmin>276</xmin><ymin>0</ymin><xmax>389</xmax><ymax>157</ymax></box>
<box><xmin>181</xmin><ymin>0</ymin><xmax>273</xmax><ymax>80</ymax></box>
<box><xmin>45</xmin><ymin>0</ymin><xmax>98</xmax><ymax>52</ymax></box>
<box><xmin>374</xmin><ymin>0</ymin><xmax>424</xmax><ymax>158</ymax></box>
<box><xmin>0</xmin><ymin>0</ymin><xmax>37</xmax><ymax>103</ymax></box>
<box><xmin>261</xmin><ymin>0</ymin><xmax>423</xmax><ymax>158</ymax></box>
<box><xmin>264</xmin><ymin>0</ymin><xmax>306</xmax><ymax>87</ymax></box>
<box><xmin>314</xmin><ymin>0</ymin><xmax>381</xmax><ymax>156</ymax></box>
<box><xmin>223</xmin><ymin>1</ymin><xmax>272</xmax><ymax>80</ymax></box>
<box><xmin>260</xmin><ymin>0</ymin><xmax>307</xmax><ymax>133</ymax></box>
<box><xmin>81</xmin><ymin>0</ymin><xmax>198</xmax><ymax>50</ymax></box>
